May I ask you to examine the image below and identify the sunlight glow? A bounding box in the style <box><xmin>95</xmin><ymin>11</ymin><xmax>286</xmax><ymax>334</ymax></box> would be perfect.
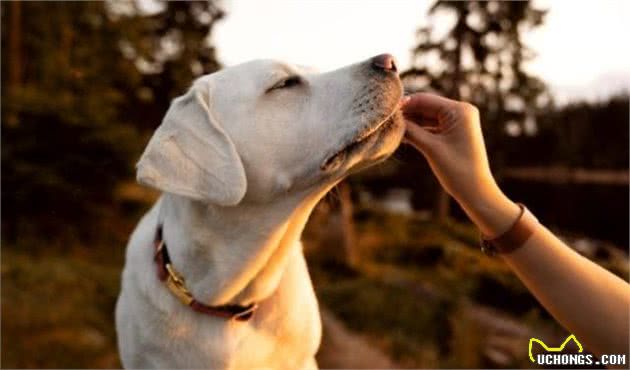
<box><xmin>214</xmin><ymin>0</ymin><xmax>630</xmax><ymax>104</ymax></box>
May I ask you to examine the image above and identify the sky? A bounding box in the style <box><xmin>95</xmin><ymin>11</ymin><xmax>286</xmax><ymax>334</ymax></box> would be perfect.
<box><xmin>212</xmin><ymin>0</ymin><xmax>630</xmax><ymax>105</ymax></box>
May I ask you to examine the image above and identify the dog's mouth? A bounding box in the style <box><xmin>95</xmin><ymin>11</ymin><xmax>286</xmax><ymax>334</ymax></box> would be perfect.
<box><xmin>321</xmin><ymin>105</ymin><xmax>402</xmax><ymax>171</ymax></box>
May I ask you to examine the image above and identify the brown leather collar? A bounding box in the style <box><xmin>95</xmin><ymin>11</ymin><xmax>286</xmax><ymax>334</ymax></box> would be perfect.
<box><xmin>153</xmin><ymin>225</ymin><xmax>257</xmax><ymax>321</ymax></box>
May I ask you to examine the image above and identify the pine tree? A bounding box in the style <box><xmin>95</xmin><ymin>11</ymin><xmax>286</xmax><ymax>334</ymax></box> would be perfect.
<box><xmin>1</xmin><ymin>1</ymin><xmax>224</xmax><ymax>243</ymax></box>
<box><xmin>402</xmin><ymin>0</ymin><xmax>550</xmax><ymax>220</ymax></box>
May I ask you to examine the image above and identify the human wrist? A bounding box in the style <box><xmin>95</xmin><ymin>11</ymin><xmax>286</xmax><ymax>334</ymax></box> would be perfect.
<box><xmin>457</xmin><ymin>181</ymin><xmax>520</xmax><ymax>238</ymax></box>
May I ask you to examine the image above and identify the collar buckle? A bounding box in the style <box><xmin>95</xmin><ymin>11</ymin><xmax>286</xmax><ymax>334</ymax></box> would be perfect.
<box><xmin>154</xmin><ymin>224</ymin><xmax>258</xmax><ymax>320</ymax></box>
<box><xmin>165</xmin><ymin>263</ymin><xmax>194</xmax><ymax>305</ymax></box>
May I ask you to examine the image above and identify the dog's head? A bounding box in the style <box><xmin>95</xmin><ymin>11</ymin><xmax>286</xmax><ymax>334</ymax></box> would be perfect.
<box><xmin>137</xmin><ymin>54</ymin><xmax>405</xmax><ymax>205</ymax></box>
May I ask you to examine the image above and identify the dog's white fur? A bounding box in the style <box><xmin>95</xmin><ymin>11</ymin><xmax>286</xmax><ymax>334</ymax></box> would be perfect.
<box><xmin>115</xmin><ymin>57</ymin><xmax>404</xmax><ymax>369</ymax></box>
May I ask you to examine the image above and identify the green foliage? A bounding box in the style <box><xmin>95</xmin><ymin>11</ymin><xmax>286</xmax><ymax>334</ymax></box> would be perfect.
<box><xmin>544</xmin><ymin>94</ymin><xmax>629</xmax><ymax>169</ymax></box>
<box><xmin>500</xmin><ymin>94</ymin><xmax>629</xmax><ymax>169</ymax></box>
<box><xmin>1</xmin><ymin>247</ymin><xmax>123</xmax><ymax>368</ymax></box>
<box><xmin>1</xmin><ymin>1</ymin><xmax>223</xmax><ymax>242</ymax></box>
<box><xmin>307</xmin><ymin>207</ymin><xmax>622</xmax><ymax>368</ymax></box>
<box><xmin>110</xmin><ymin>1</ymin><xmax>225</xmax><ymax>127</ymax></box>
<box><xmin>318</xmin><ymin>276</ymin><xmax>453</xmax><ymax>363</ymax></box>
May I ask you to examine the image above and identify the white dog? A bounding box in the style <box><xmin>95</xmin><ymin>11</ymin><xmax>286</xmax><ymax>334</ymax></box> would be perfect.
<box><xmin>115</xmin><ymin>54</ymin><xmax>404</xmax><ymax>369</ymax></box>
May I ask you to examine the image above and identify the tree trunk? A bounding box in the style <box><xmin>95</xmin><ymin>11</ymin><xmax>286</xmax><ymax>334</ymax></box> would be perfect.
<box><xmin>7</xmin><ymin>0</ymin><xmax>22</xmax><ymax>127</ymax></box>
<box><xmin>339</xmin><ymin>182</ymin><xmax>358</xmax><ymax>268</ymax></box>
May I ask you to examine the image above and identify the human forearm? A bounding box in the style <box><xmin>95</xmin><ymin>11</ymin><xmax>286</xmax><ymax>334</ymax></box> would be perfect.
<box><xmin>457</xmin><ymin>186</ymin><xmax>630</xmax><ymax>356</ymax></box>
<box><xmin>462</xmin><ymin>190</ymin><xmax>630</xmax><ymax>356</ymax></box>
<box><xmin>501</xmin><ymin>226</ymin><xmax>630</xmax><ymax>357</ymax></box>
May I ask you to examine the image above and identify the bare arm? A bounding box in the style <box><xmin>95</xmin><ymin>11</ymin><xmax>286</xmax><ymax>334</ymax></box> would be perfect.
<box><xmin>467</xmin><ymin>185</ymin><xmax>629</xmax><ymax>357</ymax></box>
<box><xmin>402</xmin><ymin>93</ymin><xmax>630</xmax><ymax>357</ymax></box>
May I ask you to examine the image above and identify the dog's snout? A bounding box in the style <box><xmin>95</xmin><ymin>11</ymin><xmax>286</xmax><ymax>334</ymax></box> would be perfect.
<box><xmin>371</xmin><ymin>54</ymin><xmax>397</xmax><ymax>73</ymax></box>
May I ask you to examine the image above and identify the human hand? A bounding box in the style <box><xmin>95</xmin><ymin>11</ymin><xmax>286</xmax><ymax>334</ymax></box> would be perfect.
<box><xmin>402</xmin><ymin>93</ymin><xmax>519</xmax><ymax>236</ymax></box>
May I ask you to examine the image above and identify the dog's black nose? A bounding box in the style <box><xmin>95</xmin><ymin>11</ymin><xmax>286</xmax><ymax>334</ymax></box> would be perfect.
<box><xmin>371</xmin><ymin>54</ymin><xmax>397</xmax><ymax>72</ymax></box>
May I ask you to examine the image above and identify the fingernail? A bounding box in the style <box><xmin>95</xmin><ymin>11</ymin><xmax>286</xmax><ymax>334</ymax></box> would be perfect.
<box><xmin>400</xmin><ymin>96</ymin><xmax>411</xmax><ymax>107</ymax></box>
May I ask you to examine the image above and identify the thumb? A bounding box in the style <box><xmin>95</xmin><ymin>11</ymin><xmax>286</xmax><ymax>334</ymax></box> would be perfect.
<box><xmin>404</xmin><ymin>119</ymin><xmax>439</xmax><ymax>156</ymax></box>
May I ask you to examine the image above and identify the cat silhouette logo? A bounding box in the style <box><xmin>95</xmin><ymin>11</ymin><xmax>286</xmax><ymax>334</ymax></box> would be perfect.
<box><xmin>529</xmin><ymin>334</ymin><xmax>583</xmax><ymax>362</ymax></box>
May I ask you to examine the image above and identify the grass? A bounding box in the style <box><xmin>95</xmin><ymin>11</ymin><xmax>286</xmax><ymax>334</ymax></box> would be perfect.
<box><xmin>315</xmin><ymin>275</ymin><xmax>453</xmax><ymax>367</ymax></box>
<box><xmin>2</xmin><ymin>204</ymin><xmax>626</xmax><ymax>368</ymax></box>
<box><xmin>305</xmin><ymin>205</ymin><xmax>624</xmax><ymax>368</ymax></box>
<box><xmin>1</xmin><ymin>246</ymin><xmax>124</xmax><ymax>368</ymax></box>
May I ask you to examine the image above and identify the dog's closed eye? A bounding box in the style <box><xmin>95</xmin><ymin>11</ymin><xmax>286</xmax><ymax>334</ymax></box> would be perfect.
<box><xmin>268</xmin><ymin>76</ymin><xmax>302</xmax><ymax>92</ymax></box>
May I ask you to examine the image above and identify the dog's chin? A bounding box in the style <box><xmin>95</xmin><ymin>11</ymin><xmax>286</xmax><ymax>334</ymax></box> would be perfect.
<box><xmin>321</xmin><ymin>109</ymin><xmax>405</xmax><ymax>175</ymax></box>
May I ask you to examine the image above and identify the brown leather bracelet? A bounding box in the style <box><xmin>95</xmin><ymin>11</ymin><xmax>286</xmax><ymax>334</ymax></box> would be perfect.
<box><xmin>480</xmin><ymin>203</ymin><xmax>538</xmax><ymax>256</ymax></box>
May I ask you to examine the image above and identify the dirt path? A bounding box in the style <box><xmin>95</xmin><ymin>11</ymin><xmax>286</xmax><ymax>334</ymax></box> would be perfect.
<box><xmin>316</xmin><ymin>307</ymin><xmax>398</xmax><ymax>369</ymax></box>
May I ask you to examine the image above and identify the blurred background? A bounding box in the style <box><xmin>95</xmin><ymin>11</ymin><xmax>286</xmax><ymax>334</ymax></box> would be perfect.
<box><xmin>1</xmin><ymin>0</ymin><xmax>628</xmax><ymax>368</ymax></box>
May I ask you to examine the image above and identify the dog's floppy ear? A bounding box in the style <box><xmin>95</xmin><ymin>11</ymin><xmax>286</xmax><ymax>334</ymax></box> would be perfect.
<box><xmin>136</xmin><ymin>82</ymin><xmax>247</xmax><ymax>206</ymax></box>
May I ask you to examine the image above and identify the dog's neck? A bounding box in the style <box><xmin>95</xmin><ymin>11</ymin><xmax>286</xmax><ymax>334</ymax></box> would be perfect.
<box><xmin>158</xmin><ymin>186</ymin><xmax>331</xmax><ymax>306</ymax></box>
